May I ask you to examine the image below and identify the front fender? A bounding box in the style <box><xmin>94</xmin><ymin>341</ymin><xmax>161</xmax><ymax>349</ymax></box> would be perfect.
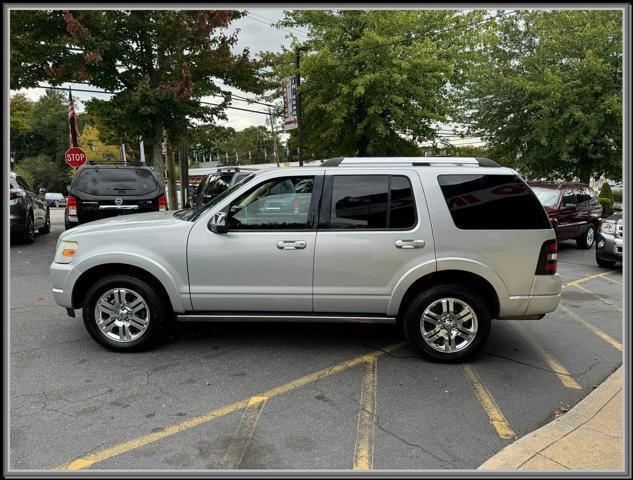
<box><xmin>70</xmin><ymin>252</ymin><xmax>189</xmax><ymax>313</ymax></box>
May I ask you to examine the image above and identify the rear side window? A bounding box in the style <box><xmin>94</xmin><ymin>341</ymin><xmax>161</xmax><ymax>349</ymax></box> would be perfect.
<box><xmin>327</xmin><ymin>175</ymin><xmax>416</xmax><ymax>230</ymax></box>
<box><xmin>75</xmin><ymin>168</ymin><xmax>159</xmax><ymax>196</ymax></box>
<box><xmin>438</xmin><ymin>174</ymin><xmax>551</xmax><ymax>229</ymax></box>
<box><xmin>575</xmin><ymin>187</ymin><xmax>589</xmax><ymax>206</ymax></box>
<box><xmin>562</xmin><ymin>189</ymin><xmax>576</xmax><ymax>206</ymax></box>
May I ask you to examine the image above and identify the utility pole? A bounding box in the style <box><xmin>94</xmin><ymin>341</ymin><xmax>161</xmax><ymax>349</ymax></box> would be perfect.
<box><xmin>268</xmin><ymin>107</ymin><xmax>280</xmax><ymax>167</ymax></box>
<box><xmin>180</xmin><ymin>141</ymin><xmax>189</xmax><ymax>209</ymax></box>
<box><xmin>295</xmin><ymin>48</ymin><xmax>304</xmax><ymax>167</ymax></box>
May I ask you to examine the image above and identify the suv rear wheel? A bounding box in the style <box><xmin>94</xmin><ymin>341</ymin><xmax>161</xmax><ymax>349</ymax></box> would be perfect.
<box><xmin>39</xmin><ymin>208</ymin><xmax>51</xmax><ymax>234</ymax></box>
<box><xmin>22</xmin><ymin>212</ymin><xmax>35</xmax><ymax>244</ymax></box>
<box><xmin>402</xmin><ymin>284</ymin><xmax>491</xmax><ymax>362</ymax></box>
<box><xmin>83</xmin><ymin>274</ymin><xmax>171</xmax><ymax>352</ymax></box>
<box><xmin>576</xmin><ymin>225</ymin><xmax>596</xmax><ymax>249</ymax></box>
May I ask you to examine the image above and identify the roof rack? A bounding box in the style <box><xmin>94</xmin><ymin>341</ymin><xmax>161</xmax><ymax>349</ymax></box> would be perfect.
<box><xmin>216</xmin><ymin>166</ymin><xmax>259</xmax><ymax>172</ymax></box>
<box><xmin>319</xmin><ymin>157</ymin><xmax>501</xmax><ymax>168</ymax></box>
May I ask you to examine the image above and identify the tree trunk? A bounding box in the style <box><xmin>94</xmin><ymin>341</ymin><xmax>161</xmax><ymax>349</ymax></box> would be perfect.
<box><xmin>165</xmin><ymin>142</ymin><xmax>178</xmax><ymax>210</ymax></box>
<box><xmin>151</xmin><ymin>118</ymin><xmax>165</xmax><ymax>185</ymax></box>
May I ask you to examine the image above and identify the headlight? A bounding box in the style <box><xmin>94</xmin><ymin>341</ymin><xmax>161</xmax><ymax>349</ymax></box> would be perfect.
<box><xmin>54</xmin><ymin>240</ymin><xmax>79</xmax><ymax>263</ymax></box>
<box><xmin>600</xmin><ymin>222</ymin><xmax>616</xmax><ymax>235</ymax></box>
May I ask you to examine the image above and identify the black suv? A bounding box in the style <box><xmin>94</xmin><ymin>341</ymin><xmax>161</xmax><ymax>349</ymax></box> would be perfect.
<box><xmin>10</xmin><ymin>171</ymin><xmax>50</xmax><ymax>243</ymax></box>
<box><xmin>65</xmin><ymin>164</ymin><xmax>166</xmax><ymax>230</ymax></box>
<box><xmin>189</xmin><ymin>167</ymin><xmax>257</xmax><ymax>209</ymax></box>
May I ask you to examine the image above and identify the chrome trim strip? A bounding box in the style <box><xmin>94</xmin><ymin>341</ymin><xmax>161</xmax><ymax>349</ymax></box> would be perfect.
<box><xmin>98</xmin><ymin>205</ymin><xmax>139</xmax><ymax>210</ymax></box>
<box><xmin>176</xmin><ymin>314</ymin><xmax>396</xmax><ymax>324</ymax></box>
<box><xmin>51</xmin><ymin>288</ymin><xmax>64</xmax><ymax>294</ymax></box>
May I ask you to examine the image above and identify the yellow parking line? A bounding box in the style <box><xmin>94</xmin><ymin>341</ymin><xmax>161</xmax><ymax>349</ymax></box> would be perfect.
<box><xmin>54</xmin><ymin>341</ymin><xmax>407</xmax><ymax>470</ymax></box>
<box><xmin>511</xmin><ymin>323</ymin><xmax>581</xmax><ymax>390</ymax></box>
<box><xmin>353</xmin><ymin>358</ymin><xmax>377</xmax><ymax>470</ymax></box>
<box><xmin>221</xmin><ymin>396</ymin><xmax>268</xmax><ymax>469</ymax></box>
<box><xmin>599</xmin><ymin>273</ymin><xmax>620</xmax><ymax>285</ymax></box>
<box><xmin>562</xmin><ymin>272</ymin><xmax>609</xmax><ymax>288</ymax></box>
<box><xmin>571</xmin><ymin>283</ymin><xmax>622</xmax><ymax>312</ymax></box>
<box><xmin>559</xmin><ymin>303</ymin><xmax>623</xmax><ymax>352</ymax></box>
<box><xmin>461</xmin><ymin>364</ymin><xmax>516</xmax><ymax>439</ymax></box>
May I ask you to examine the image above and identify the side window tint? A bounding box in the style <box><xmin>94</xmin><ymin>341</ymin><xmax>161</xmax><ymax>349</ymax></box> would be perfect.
<box><xmin>585</xmin><ymin>187</ymin><xmax>598</xmax><ymax>205</ymax></box>
<box><xmin>575</xmin><ymin>188</ymin><xmax>588</xmax><ymax>206</ymax></box>
<box><xmin>327</xmin><ymin>175</ymin><xmax>416</xmax><ymax>230</ymax></box>
<box><xmin>227</xmin><ymin>176</ymin><xmax>315</xmax><ymax>230</ymax></box>
<box><xmin>438</xmin><ymin>174</ymin><xmax>551</xmax><ymax>229</ymax></box>
<box><xmin>389</xmin><ymin>176</ymin><xmax>416</xmax><ymax>229</ymax></box>
<box><xmin>562</xmin><ymin>189</ymin><xmax>575</xmax><ymax>206</ymax></box>
<box><xmin>330</xmin><ymin>175</ymin><xmax>389</xmax><ymax>229</ymax></box>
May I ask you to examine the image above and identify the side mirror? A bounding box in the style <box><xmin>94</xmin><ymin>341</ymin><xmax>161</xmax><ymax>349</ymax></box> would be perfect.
<box><xmin>563</xmin><ymin>204</ymin><xmax>577</xmax><ymax>211</ymax></box>
<box><xmin>39</xmin><ymin>187</ymin><xmax>47</xmax><ymax>195</ymax></box>
<box><xmin>209</xmin><ymin>211</ymin><xmax>228</xmax><ymax>234</ymax></box>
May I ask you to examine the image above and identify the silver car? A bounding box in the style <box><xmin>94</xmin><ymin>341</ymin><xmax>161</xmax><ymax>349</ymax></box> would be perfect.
<box><xmin>50</xmin><ymin>157</ymin><xmax>562</xmax><ymax>361</ymax></box>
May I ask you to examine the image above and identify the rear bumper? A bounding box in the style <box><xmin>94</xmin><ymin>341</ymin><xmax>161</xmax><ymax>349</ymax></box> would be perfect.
<box><xmin>498</xmin><ymin>274</ymin><xmax>562</xmax><ymax>319</ymax></box>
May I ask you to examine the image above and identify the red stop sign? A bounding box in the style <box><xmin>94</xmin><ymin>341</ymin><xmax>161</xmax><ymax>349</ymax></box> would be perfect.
<box><xmin>65</xmin><ymin>147</ymin><xmax>87</xmax><ymax>168</ymax></box>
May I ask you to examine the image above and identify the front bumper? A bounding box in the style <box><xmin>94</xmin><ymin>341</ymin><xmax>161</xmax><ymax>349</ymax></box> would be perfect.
<box><xmin>49</xmin><ymin>262</ymin><xmax>76</xmax><ymax>309</ymax></box>
<box><xmin>596</xmin><ymin>232</ymin><xmax>622</xmax><ymax>261</ymax></box>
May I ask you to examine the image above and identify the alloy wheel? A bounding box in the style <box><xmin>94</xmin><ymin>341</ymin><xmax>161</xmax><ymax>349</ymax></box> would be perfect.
<box><xmin>94</xmin><ymin>288</ymin><xmax>151</xmax><ymax>343</ymax></box>
<box><xmin>420</xmin><ymin>297</ymin><xmax>478</xmax><ymax>353</ymax></box>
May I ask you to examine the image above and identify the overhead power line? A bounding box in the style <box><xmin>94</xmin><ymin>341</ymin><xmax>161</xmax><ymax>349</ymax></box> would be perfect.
<box><xmin>35</xmin><ymin>84</ymin><xmax>275</xmax><ymax>116</ymax></box>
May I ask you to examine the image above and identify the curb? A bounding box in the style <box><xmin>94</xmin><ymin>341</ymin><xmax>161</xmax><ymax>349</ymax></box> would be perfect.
<box><xmin>478</xmin><ymin>365</ymin><xmax>624</xmax><ymax>471</ymax></box>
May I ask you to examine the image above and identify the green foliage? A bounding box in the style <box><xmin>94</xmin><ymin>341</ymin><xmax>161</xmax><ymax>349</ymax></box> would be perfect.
<box><xmin>598</xmin><ymin>197</ymin><xmax>613</xmax><ymax>217</ymax></box>
<box><xmin>612</xmin><ymin>189</ymin><xmax>622</xmax><ymax>203</ymax></box>
<box><xmin>10</xmin><ymin>10</ymin><xmax>267</xmax><ymax>182</ymax></box>
<box><xmin>462</xmin><ymin>10</ymin><xmax>622</xmax><ymax>182</ymax></box>
<box><xmin>598</xmin><ymin>181</ymin><xmax>613</xmax><ymax>201</ymax></box>
<box><xmin>266</xmin><ymin>10</ymin><xmax>484</xmax><ymax>157</ymax></box>
<box><xmin>15</xmin><ymin>154</ymin><xmax>72</xmax><ymax>193</ymax></box>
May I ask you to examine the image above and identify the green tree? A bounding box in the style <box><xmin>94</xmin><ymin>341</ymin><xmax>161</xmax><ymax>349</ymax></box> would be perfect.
<box><xmin>266</xmin><ymin>10</ymin><xmax>484</xmax><ymax>158</ymax></box>
<box><xmin>10</xmin><ymin>93</ymin><xmax>33</xmax><ymax>161</ymax></box>
<box><xmin>11</xmin><ymin>9</ymin><xmax>267</xmax><ymax>207</ymax></box>
<box><xmin>15</xmin><ymin>154</ymin><xmax>72</xmax><ymax>193</ymax></box>
<box><xmin>461</xmin><ymin>10</ymin><xmax>622</xmax><ymax>182</ymax></box>
<box><xmin>29</xmin><ymin>89</ymin><xmax>70</xmax><ymax>162</ymax></box>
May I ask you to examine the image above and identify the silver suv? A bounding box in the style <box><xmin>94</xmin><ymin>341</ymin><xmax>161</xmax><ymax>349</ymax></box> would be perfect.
<box><xmin>50</xmin><ymin>157</ymin><xmax>562</xmax><ymax>361</ymax></box>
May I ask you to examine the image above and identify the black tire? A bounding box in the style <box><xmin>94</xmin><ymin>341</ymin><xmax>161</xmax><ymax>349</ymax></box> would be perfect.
<box><xmin>402</xmin><ymin>284</ymin><xmax>491</xmax><ymax>363</ymax></box>
<box><xmin>576</xmin><ymin>225</ymin><xmax>596</xmax><ymax>250</ymax></box>
<box><xmin>38</xmin><ymin>208</ymin><xmax>51</xmax><ymax>234</ymax></box>
<box><xmin>83</xmin><ymin>274</ymin><xmax>172</xmax><ymax>352</ymax></box>
<box><xmin>22</xmin><ymin>212</ymin><xmax>35</xmax><ymax>244</ymax></box>
<box><xmin>596</xmin><ymin>255</ymin><xmax>616</xmax><ymax>268</ymax></box>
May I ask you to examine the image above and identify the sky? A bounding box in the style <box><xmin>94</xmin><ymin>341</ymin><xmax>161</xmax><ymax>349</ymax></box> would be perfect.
<box><xmin>11</xmin><ymin>8</ymin><xmax>483</xmax><ymax>147</ymax></box>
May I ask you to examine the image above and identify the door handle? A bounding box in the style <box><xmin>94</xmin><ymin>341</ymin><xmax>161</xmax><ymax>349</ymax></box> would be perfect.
<box><xmin>277</xmin><ymin>240</ymin><xmax>307</xmax><ymax>250</ymax></box>
<box><xmin>395</xmin><ymin>239</ymin><xmax>425</xmax><ymax>249</ymax></box>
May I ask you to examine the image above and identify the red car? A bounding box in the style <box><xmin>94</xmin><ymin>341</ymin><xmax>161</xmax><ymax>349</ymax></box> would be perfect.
<box><xmin>529</xmin><ymin>182</ymin><xmax>603</xmax><ymax>249</ymax></box>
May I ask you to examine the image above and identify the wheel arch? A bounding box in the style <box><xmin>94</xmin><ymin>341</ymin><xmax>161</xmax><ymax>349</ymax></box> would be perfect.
<box><xmin>393</xmin><ymin>270</ymin><xmax>501</xmax><ymax>321</ymax></box>
<box><xmin>71</xmin><ymin>263</ymin><xmax>179</xmax><ymax>313</ymax></box>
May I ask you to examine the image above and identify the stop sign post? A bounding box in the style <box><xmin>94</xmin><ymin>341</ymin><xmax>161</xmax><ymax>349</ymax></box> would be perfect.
<box><xmin>65</xmin><ymin>147</ymin><xmax>87</xmax><ymax>168</ymax></box>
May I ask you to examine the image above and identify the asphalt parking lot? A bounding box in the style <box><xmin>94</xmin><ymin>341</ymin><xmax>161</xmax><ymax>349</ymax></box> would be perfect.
<box><xmin>9</xmin><ymin>208</ymin><xmax>623</xmax><ymax>471</ymax></box>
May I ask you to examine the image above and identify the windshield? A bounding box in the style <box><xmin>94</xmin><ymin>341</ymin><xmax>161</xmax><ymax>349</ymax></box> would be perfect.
<box><xmin>532</xmin><ymin>188</ymin><xmax>560</xmax><ymax>207</ymax></box>
<box><xmin>75</xmin><ymin>168</ymin><xmax>159</xmax><ymax>196</ymax></box>
<box><xmin>174</xmin><ymin>175</ymin><xmax>255</xmax><ymax>221</ymax></box>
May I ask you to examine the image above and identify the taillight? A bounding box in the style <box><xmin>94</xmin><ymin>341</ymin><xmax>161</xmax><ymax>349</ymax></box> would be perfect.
<box><xmin>535</xmin><ymin>239</ymin><xmax>557</xmax><ymax>275</ymax></box>
<box><xmin>67</xmin><ymin>195</ymin><xmax>78</xmax><ymax>216</ymax></box>
<box><xmin>10</xmin><ymin>190</ymin><xmax>23</xmax><ymax>201</ymax></box>
<box><xmin>158</xmin><ymin>194</ymin><xmax>167</xmax><ymax>211</ymax></box>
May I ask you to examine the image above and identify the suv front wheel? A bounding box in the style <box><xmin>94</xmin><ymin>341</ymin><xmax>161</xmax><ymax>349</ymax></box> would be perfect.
<box><xmin>83</xmin><ymin>274</ymin><xmax>171</xmax><ymax>352</ymax></box>
<box><xmin>402</xmin><ymin>284</ymin><xmax>491</xmax><ymax>362</ymax></box>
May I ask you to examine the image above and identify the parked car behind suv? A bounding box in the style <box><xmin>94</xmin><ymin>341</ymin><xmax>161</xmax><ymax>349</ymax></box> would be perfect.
<box><xmin>529</xmin><ymin>182</ymin><xmax>603</xmax><ymax>249</ymax></box>
<box><xmin>596</xmin><ymin>203</ymin><xmax>623</xmax><ymax>268</ymax></box>
<box><xmin>50</xmin><ymin>157</ymin><xmax>561</xmax><ymax>361</ymax></box>
<box><xmin>45</xmin><ymin>192</ymin><xmax>67</xmax><ymax>207</ymax></box>
<box><xmin>10</xmin><ymin>171</ymin><xmax>50</xmax><ymax>244</ymax></box>
<box><xmin>189</xmin><ymin>166</ymin><xmax>258</xmax><ymax>209</ymax></box>
<box><xmin>65</xmin><ymin>164</ymin><xmax>167</xmax><ymax>230</ymax></box>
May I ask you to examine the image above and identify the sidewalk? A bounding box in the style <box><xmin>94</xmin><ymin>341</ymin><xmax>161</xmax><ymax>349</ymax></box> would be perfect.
<box><xmin>479</xmin><ymin>365</ymin><xmax>624</xmax><ymax>471</ymax></box>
